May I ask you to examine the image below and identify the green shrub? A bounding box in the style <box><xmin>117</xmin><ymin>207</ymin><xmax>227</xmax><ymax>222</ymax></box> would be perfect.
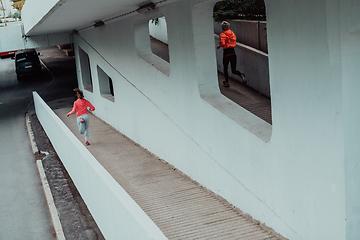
<box><xmin>213</xmin><ymin>0</ymin><xmax>266</xmax><ymax>22</ymax></box>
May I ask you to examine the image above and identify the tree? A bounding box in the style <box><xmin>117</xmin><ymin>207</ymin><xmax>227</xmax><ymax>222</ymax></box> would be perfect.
<box><xmin>11</xmin><ymin>0</ymin><xmax>25</xmax><ymax>13</ymax></box>
<box><xmin>213</xmin><ymin>0</ymin><xmax>266</xmax><ymax>22</ymax></box>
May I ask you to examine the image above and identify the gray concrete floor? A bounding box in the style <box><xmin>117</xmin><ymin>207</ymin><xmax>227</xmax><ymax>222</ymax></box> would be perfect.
<box><xmin>52</xmin><ymin>105</ymin><xmax>285</xmax><ymax>240</ymax></box>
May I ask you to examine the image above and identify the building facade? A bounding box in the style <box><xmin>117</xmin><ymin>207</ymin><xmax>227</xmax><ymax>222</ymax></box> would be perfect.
<box><xmin>5</xmin><ymin>0</ymin><xmax>359</xmax><ymax>239</ymax></box>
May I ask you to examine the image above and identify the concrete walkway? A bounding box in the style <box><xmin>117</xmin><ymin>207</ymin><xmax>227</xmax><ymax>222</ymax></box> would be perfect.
<box><xmin>218</xmin><ymin>72</ymin><xmax>272</xmax><ymax>125</ymax></box>
<box><xmin>51</xmin><ymin>102</ymin><xmax>283</xmax><ymax>240</ymax></box>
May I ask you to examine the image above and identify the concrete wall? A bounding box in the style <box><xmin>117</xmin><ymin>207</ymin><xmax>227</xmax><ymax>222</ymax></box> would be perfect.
<box><xmin>339</xmin><ymin>1</ymin><xmax>360</xmax><ymax>238</ymax></box>
<box><xmin>21</xmin><ymin>0</ymin><xmax>60</xmax><ymax>35</ymax></box>
<box><xmin>0</xmin><ymin>24</ymin><xmax>71</xmax><ymax>52</ymax></box>
<box><xmin>70</xmin><ymin>0</ymin><xmax>334</xmax><ymax>239</ymax></box>
<box><xmin>24</xmin><ymin>32</ymin><xmax>72</xmax><ymax>49</ymax></box>
<box><xmin>33</xmin><ymin>92</ymin><xmax>167</xmax><ymax>240</ymax></box>
<box><xmin>26</xmin><ymin>0</ymin><xmax>360</xmax><ymax>239</ymax></box>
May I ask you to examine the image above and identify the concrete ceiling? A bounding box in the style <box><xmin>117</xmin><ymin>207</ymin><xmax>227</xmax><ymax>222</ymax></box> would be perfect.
<box><xmin>23</xmin><ymin>0</ymin><xmax>169</xmax><ymax>36</ymax></box>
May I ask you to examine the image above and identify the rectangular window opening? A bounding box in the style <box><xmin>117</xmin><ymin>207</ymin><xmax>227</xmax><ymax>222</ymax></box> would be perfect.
<box><xmin>192</xmin><ymin>0</ymin><xmax>272</xmax><ymax>141</ymax></box>
<box><xmin>134</xmin><ymin>16</ymin><xmax>170</xmax><ymax>76</ymax></box>
<box><xmin>213</xmin><ymin>1</ymin><xmax>271</xmax><ymax>124</ymax></box>
<box><xmin>149</xmin><ymin>17</ymin><xmax>170</xmax><ymax>63</ymax></box>
<box><xmin>78</xmin><ymin>47</ymin><xmax>93</xmax><ymax>92</ymax></box>
<box><xmin>97</xmin><ymin>66</ymin><xmax>115</xmax><ymax>102</ymax></box>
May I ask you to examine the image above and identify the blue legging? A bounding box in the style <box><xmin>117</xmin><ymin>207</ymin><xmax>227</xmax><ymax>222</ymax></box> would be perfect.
<box><xmin>77</xmin><ymin>114</ymin><xmax>90</xmax><ymax>141</ymax></box>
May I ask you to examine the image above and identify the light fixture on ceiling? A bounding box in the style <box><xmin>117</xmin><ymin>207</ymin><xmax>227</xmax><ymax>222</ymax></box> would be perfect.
<box><xmin>136</xmin><ymin>2</ymin><xmax>156</xmax><ymax>13</ymax></box>
<box><xmin>94</xmin><ymin>20</ymin><xmax>105</xmax><ymax>28</ymax></box>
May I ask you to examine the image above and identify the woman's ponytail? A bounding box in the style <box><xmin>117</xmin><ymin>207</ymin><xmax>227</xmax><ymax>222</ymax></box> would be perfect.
<box><xmin>73</xmin><ymin>88</ymin><xmax>84</xmax><ymax>99</ymax></box>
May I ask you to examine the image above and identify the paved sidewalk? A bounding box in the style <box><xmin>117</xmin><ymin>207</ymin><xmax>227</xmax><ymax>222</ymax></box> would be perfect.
<box><xmin>51</xmin><ymin>103</ymin><xmax>284</xmax><ymax>240</ymax></box>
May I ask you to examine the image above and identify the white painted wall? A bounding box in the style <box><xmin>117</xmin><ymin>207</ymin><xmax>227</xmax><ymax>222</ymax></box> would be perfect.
<box><xmin>21</xmin><ymin>0</ymin><xmax>359</xmax><ymax>239</ymax></box>
<box><xmin>33</xmin><ymin>92</ymin><xmax>167</xmax><ymax>240</ymax></box>
<box><xmin>70</xmin><ymin>0</ymin><xmax>348</xmax><ymax>239</ymax></box>
<box><xmin>24</xmin><ymin>32</ymin><xmax>72</xmax><ymax>49</ymax></box>
<box><xmin>339</xmin><ymin>1</ymin><xmax>360</xmax><ymax>238</ymax></box>
<box><xmin>0</xmin><ymin>24</ymin><xmax>71</xmax><ymax>52</ymax></box>
<box><xmin>149</xmin><ymin>17</ymin><xmax>168</xmax><ymax>44</ymax></box>
<box><xmin>21</xmin><ymin>0</ymin><xmax>60</xmax><ymax>35</ymax></box>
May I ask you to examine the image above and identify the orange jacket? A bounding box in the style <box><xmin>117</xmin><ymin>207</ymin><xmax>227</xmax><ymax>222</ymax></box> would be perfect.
<box><xmin>219</xmin><ymin>30</ymin><xmax>237</xmax><ymax>49</ymax></box>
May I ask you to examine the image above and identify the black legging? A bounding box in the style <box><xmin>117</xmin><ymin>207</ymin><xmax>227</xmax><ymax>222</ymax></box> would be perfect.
<box><xmin>223</xmin><ymin>53</ymin><xmax>243</xmax><ymax>83</ymax></box>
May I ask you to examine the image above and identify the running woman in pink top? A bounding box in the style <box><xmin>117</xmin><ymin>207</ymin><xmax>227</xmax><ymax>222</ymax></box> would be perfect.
<box><xmin>67</xmin><ymin>88</ymin><xmax>95</xmax><ymax>146</ymax></box>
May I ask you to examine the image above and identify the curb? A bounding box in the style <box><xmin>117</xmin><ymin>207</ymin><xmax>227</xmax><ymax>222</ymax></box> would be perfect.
<box><xmin>26</xmin><ymin>113</ymin><xmax>39</xmax><ymax>154</ymax></box>
<box><xmin>25</xmin><ymin>113</ymin><xmax>66</xmax><ymax>240</ymax></box>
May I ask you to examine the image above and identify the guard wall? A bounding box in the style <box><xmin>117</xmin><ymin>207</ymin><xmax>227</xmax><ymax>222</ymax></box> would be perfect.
<box><xmin>33</xmin><ymin>92</ymin><xmax>167</xmax><ymax>240</ymax></box>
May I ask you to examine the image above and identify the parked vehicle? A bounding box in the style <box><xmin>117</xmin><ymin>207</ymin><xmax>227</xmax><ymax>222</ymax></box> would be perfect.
<box><xmin>15</xmin><ymin>49</ymin><xmax>42</xmax><ymax>80</ymax></box>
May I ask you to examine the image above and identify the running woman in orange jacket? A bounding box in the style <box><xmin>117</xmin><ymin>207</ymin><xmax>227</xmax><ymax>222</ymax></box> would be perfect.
<box><xmin>217</xmin><ymin>21</ymin><xmax>246</xmax><ymax>87</ymax></box>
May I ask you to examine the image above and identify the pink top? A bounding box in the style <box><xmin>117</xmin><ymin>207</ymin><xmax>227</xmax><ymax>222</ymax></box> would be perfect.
<box><xmin>68</xmin><ymin>99</ymin><xmax>95</xmax><ymax>117</ymax></box>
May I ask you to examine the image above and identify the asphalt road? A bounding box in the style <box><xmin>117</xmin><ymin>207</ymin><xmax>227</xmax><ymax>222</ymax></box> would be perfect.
<box><xmin>0</xmin><ymin>47</ymin><xmax>104</xmax><ymax>239</ymax></box>
<box><xmin>0</xmin><ymin>49</ymin><xmax>56</xmax><ymax>239</ymax></box>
